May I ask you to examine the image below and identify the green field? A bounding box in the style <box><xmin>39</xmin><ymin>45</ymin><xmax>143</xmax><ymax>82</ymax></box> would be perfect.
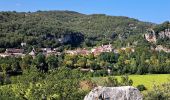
<box><xmin>92</xmin><ymin>74</ymin><xmax>170</xmax><ymax>91</ymax></box>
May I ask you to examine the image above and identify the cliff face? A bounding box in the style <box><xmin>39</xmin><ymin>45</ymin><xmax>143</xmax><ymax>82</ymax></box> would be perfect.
<box><xmin>59</xmin><ymin>32</ymin><xmax>84</xmax><ymax>47</ymax></box>
<box><xmin>144</xmin><ymin>29</ymin><xmax>157</xmax><ymax>43</ymax></box>
<box><xmin>84</xmin><ymin>86</ymin><xmax>143</xmax><ymax>100</ymax></box>
<box><xmin>144</xmin><ymin>28</ymin><xmax>170</xmax><ymax>52</ymax></box>
<box><xmin>145</xmin><ymin>28</ymin><xmax>170</xmax><ymax>43</ymax></box>
<box><xmin>158</xmin><ymin>29</ymin><xmax>170</xmax><ymax>39</ymax></box>
<box><xmin>155</xmin><ymin>45</ymin><xmax>170</xmax><ymax>53</ymax></box>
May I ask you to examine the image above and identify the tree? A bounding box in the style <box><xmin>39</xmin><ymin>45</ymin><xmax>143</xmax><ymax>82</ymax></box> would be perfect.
<box><xmin>99</xmin><ymin>52</ymin><xmax>116</xmax><ymax>63</ymax></box>
<box><xmin>120</xmin><ymin>75</ymin><xmax>133</xmax><ymax>86</ymax></box>
<box><xmin>130</xmin><ymin>58</ymin><xmax>137</xmax><ymax>74</ymax></box>
<box><xmin>149</xmin><ymin>55</ymin><xmax>159</xmax><ymax>73</ymax></box>
<box><xmin>34</xmin><ymin>53</ymin><xmax>48</xmax><ymax>72</ymax></box>
<box><xmin>116</xmin><ymin>56</ymin><xmax>125</xmax><ymax>74</ymax></box>
<box><xmin>46</xmin><ymin>55</ymin><xmax>58</xmax><ymax>70</ymax></box>
<box><xmin>104</xmin><ymin>76</ymin><xmax>119</xmax><ymax>87</ymax></box>
<box><xmin>0</xmin><ymin>63</ymin><xmax>10</xmax><ymax>75</ymax></box>
<box><xmin>22</xmin><ymin>55</ymin><xmax>33</xmax><ymax>70</ymax></box>
<box><xmin>75</xmin><ymin>57</ymin><xmax>87</xmax><ymax>68</ymax></box>
<box><xmin>86</xmin><ymin>59</ymin><xmax>97</xmax><ymax>70</ymax></box>
<box><xmin>137</xmin><ymin>52</ymin><xmax>148</xmax><ymax>74</ymax></box>
<box><xmin>11</xmin><ymin>61</ymin><xmax>20</xmax><ymax>72</ymax></box>
<box><xmin>63</xmin><ymin>54</ymin><xmax>77</xmax><ymax>68</ymax></box>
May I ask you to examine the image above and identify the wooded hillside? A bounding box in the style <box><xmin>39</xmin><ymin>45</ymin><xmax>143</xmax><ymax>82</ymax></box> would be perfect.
<box><xmin>0</xmin><ymin>11</ymin><xmax>153</xmax><ymax>49</ymax></box>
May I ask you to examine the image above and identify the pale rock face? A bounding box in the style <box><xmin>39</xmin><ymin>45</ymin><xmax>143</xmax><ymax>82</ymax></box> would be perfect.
<box><xmin>84</xmin><ymin>86</ymin><xmax>143</xmax><ymax>100</ymax></box>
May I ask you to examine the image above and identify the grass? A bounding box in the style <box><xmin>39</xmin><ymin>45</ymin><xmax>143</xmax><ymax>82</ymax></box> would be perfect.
<box><xmin>92</xmin><ymin>74</ymin><xmax>170</xmax><ymax>91</ymax></box>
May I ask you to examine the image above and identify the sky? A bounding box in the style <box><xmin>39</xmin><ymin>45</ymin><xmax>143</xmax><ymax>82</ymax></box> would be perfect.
<box><xmin>0</xmin><ymin>0</ymin><xmax>170</xmax><ymax>23</ymax></box>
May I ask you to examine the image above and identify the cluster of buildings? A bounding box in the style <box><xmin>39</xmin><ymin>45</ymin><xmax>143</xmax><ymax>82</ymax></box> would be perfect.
<box><xmin>0</xmin><ymin>49</ymin><xmax>25</xmax><ymax>58</ymax></box>
<box><xmin>0</xmin><ymin>43</ymin><xmax>136</xmax><ymax>58</ymax></box>
<box><xmin>38</xmin><ymin>48</ymin><xmax>61</xmax><ymax>56</ymax></box>
<box><xmin>65</xmin><ymin>44</ymin><xmax>113</xmax><ymax>56</ymax></box>
<box><xmin>65</xmin><ymin>48</ymin><xmax>90</xmax><ymax>55</ymax></box>
<box><xmin>65</xmin><ymin>44</ymin><xmax>135</xmax><ymax>56</ymax></box>
<box><xmin>0</xmin><ymin>48</ymin><xmax>61</xmax><ymax>58</ymax></box>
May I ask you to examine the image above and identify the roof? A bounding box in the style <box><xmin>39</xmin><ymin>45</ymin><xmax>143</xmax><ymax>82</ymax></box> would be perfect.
<box><xmin>5</xmin><ymin>49</ymin><xmax>24</xmax><ymax>54</ymax></box>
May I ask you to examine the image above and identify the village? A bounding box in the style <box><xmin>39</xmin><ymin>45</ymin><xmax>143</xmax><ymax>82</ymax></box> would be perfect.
<box><xmin>0</xmin><ymin>43</ymin><xmax>135</xmax><ymax>58</ymax></box>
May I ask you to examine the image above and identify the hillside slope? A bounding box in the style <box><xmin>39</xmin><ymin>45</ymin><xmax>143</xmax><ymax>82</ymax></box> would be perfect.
<box><xmin>0</xmin><ymin>10</ymin><xmax>154</xmax><ymax>49</ymax></box>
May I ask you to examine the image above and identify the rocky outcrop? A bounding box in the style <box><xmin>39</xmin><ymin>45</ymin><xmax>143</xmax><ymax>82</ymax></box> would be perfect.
<box><xmin>154</xmin><ymin>45</ymin><xmax>170</xmax><ymax>53</ymax></box>
<box><xmin>158</xmin><ymin>29</ymin><xmax>170</xmax><ymax>39</ymax></box>
<box><xmin>144</xmin><ymin>29</ymin><xmax>157</xmax><ymax>43</ymax></box>
<box><xmin>144</xmin><ymin>28</ymin><xmax>170</xmax><ymax>43</ymax></box>
<box><xmin>59</xmin><ymin>32</ymin><xmax>84</xmax><ymax>47</ymax></box>
<box><xmin>84</xmin><ymin>86</ymin><xmax>143</xmax><ymax>100</ymax></box>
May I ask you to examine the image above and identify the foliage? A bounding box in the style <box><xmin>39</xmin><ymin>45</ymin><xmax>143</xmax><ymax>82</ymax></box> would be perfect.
<box><xmin>153</xmin><ymin>21</ymin><xmax>170</xmax><ymax>33</ymax></box>
<box><xmin>0</xmin><ymin>10</ymin><xmax>170</xmax><ymax>99</ymax></box>
<box><xmin>104</xmin><ymin>75</ymin><xmax>133</xmax><ymax>87</ymax></box>
<box><xmin>0</xmin><ymin>11</ymin><xmax>152</xmax><ymax>49</ymax></box>
<box><xmin>0</xmin><ymin>67</ymin><xmax>88</xmax><ymax>100</ymax></box>
<box><xmin>144</xmin><ymin>81</ymin><xmax>170</xmax><ymax>100</ymax></box>
<box><xmin>136</xmin><ymin>84</ymin><xmax>147</xmax><ymax>91</ymax></box>
<box><xmin>104</xmin><ymin>76</ymin><xmax>119</xmax><ymax>87</ymax></box>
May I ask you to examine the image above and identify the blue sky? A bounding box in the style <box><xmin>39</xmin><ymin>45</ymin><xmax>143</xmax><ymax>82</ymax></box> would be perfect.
<box><xmin>0</xmin><ymin>0</ymin><xmax>170</xmax><ymax>23</ymax></box>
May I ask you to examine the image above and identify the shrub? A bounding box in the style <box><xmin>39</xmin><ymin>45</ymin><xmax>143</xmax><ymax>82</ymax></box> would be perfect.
<box><xmin>92</xmin><ymin>70</ymin><xmax>108</xmax><ymax>77</ymax></box>
<box><xmin>120</xmin><ymin>75</ymin><xmax>133</xmax><ymax>86</ymax></box>
<box><xmin>103</xmin><ymin>75</ymin><xmax>133</xmax><ymax>87</ymax></box>
<box><xmin>144</xmin><ymin>82</ymin><xmax>170</xmax><ymax>100</ymax></box>
<box><xmin>136</xmin><ymin>84</ymin><xmax>147</xmax><ymax>91</ymax></box>
<box><xmin>104</xmin><ymin>76</ymin><xmax>119</xmax><ymax>87</ymax></box>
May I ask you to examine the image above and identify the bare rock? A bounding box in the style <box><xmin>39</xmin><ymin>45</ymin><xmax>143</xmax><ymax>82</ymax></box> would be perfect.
<box><xmin>84</xmin><ymin>86</ymin><xmax>143</xmax><ymax>100</ymax></box>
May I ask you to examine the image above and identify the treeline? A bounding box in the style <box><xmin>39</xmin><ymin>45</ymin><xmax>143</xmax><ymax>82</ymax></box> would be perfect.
<box><xmin>63</xmin><ymin>47</ymin><xmax>170</xmax><ymax>75</ymax></box>
<box><xmin>0</xmin><ymin>45</ymin><xmax>170</xmax><ymax>81</ymax></box>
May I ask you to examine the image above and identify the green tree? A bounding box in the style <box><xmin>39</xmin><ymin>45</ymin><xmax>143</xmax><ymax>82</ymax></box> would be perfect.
<box><xmin>46</xmin><ymin>55</ymin><xmax>58</xmax><ymax>70</ymax></box>
<box><xmin>34</xmin><ymin>53</ymin><xmax>48</xmax><ymax>72</ymax></box>
<box><xmin>22</xmin><ymin>55</ymin><xmax>33</xmax><ymax>70</ymax></box>
<box><xmin>76</xmin><ymin>57</ymin><xmax>87</xmax><ymax>68</ymax></box>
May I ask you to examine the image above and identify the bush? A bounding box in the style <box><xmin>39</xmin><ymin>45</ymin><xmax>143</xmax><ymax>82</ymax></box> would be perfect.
<box><xmin>103</xmin><ymin>75</ymin><xmax>133</xmax><ymax>87</ymax></box>
<box><xmin>120</xmin><ymin>75</ymin><xmax>133</xmax><ymax>86</ymax></box>
<box><xmin>92</xmin><ymin>70</ymin><xmax>108</xmax><ymax>77</ymax></box>
<box><xmin>136</xmin><ymin>84</ymin><xmax>146</xmax><ymax>91</ymax></box>
<box><xmin>144</xmin><ymin>82</ymin><xmax>170</xmax><ymax>100</ymax></box>
<box><xmin>104</xmin><ymin>76</ymin><xmax>119</xmax><ymax>87</ymax></box>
